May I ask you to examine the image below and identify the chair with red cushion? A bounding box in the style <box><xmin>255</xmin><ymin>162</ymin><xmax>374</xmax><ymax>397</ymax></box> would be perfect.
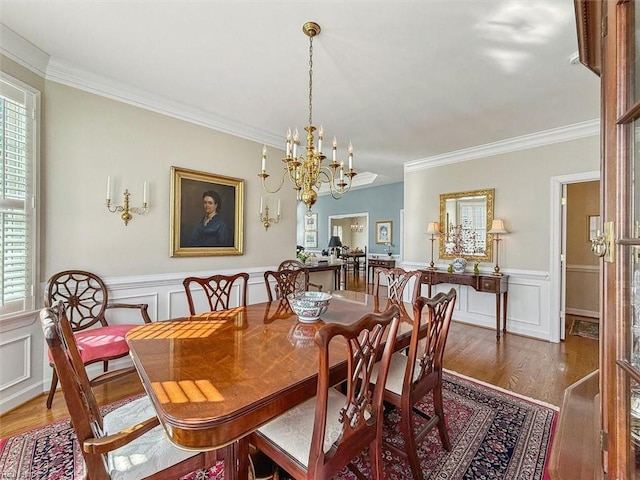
<box><xmin>40</xmin><ymin>300</ymin><xmax>227</xmax><ymax>480</ymax></box>
<box><xmin>44</xmin><ymin>270</ymin><xmax>152</xmax><ymax>409</ymax></box>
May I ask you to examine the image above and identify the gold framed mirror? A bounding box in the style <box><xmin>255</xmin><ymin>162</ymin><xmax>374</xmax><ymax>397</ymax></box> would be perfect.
<box><xmin>439</xmin><ymin>188</ymin><xmax>494</xmax><ymax>262</ymax></box>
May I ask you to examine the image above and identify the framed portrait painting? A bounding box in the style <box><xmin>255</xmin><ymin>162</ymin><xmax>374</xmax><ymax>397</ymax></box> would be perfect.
<box><xmin>375</xmin><ymin>220</ymin><xmax>393</xmax><ymax>244</ymax></box>
<box><xmin>170</xmin><ymin>166</ymin><xmax>244</xmax><ymax>257</ymax></box>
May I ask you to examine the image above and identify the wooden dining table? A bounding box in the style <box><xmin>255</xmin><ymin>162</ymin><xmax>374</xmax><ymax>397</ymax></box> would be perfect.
<box><xmin>126</xmin><ymin>291</ymin><xmax>412</xmax><ymax>480</ymax></box>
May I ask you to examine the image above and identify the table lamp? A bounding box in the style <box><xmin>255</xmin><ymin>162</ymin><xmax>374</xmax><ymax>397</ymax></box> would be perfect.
<box><xmin>327</xmin><ymin>235</ymin><xmax>342</xmax><ymax>262</ymax></box>
<box><xmin>488</xmin><ymin>219</ymin><xmax>508</xmax><ymax>275</ymax></box>
<box><xmin>426</xmin><ymin>222</ymin><xmax>440</xmax><ymax>270</ymax></box>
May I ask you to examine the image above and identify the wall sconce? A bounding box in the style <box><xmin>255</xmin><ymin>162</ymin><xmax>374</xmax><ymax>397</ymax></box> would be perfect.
<box><xmin>488</xmin><ymin>219</ymin><xmax>509</xmax><ymax>275</ymax></box>
<box><xmin>426</xmin><ymin>221</ymin><xmax>441</xmax><ymax>270</ymax></box>
<box><xmin>105</xmin><ymin>176</ymin><xmax>148</xmax><ymax>226</ymax></box>
<box><xmin>259</xmin><ymin>197</ymin><xmax>280</xmax><ymax>230</ymax></box>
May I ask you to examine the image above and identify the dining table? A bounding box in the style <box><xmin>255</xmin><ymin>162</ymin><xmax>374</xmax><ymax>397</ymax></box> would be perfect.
<box><xmin>125</xmin><ymin>291</ymin><xmax>412</xmax><ymax>480</ymax></box>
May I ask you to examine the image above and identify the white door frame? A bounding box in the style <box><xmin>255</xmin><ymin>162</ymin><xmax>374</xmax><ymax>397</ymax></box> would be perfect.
<box><xmin>327</xmin><ymin>212</ymin><xmax>370</xmax><ymax>251</ymax></box>
<box><xmin>549</xmin><ymin>170</ymin><xmax>600</xmax><ymax>343</ymax></box>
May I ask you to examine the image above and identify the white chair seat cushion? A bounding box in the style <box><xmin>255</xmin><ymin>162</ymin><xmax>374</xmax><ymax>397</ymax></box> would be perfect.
<box><xmin>257</xmin><ymin>388</ymin><xmax>347</xmax><ymax>468</ymax></box>
<box><xmin>370</xmin><ymin>352</ymin><xmax>420</xmax><ymax>395</ymax></box>
<box><xmin>103</xmin><ymin>395</ymin><xmax>197</xmax><ymax>480</ymax></box>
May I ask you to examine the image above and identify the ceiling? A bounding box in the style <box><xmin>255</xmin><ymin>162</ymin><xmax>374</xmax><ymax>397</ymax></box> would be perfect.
<box><xmin>0</xmin><ymin>1</ymin><xmax>600</xmax><ymax>187</ymax></box>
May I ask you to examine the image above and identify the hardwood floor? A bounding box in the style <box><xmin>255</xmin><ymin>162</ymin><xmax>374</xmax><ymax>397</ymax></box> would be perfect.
<box><xmin>0</xmin><ymin>269</ymin><xmax>599</xmax><ymax>438</ymax></box>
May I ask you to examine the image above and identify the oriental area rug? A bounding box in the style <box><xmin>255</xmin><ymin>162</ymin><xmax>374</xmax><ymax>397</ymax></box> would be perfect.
<box><xmin>0</xmin><ymin>371</ymin><xmax>557</xmax><ymax>480</ymax></box>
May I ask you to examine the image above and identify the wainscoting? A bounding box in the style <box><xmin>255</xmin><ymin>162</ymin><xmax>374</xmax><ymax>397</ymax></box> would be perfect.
<box><xmin>0</xmin><ymin>263</ymin><xmax>556</xmax><ymax>414</ymax></box>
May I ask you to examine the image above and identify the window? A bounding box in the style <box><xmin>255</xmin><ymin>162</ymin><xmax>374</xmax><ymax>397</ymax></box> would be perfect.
<box><xmin>0</xmin><ymin>74</ymin><xmax>39</xmax><ymax>319</ymax></box>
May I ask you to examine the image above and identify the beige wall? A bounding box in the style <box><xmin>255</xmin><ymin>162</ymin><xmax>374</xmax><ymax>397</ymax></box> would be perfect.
<box><xmin>2</xmin><ymin>55</ymin><xmax>296</xmax><ymax>282</ymax></box>
<box><xmin>404</xmin><ymin>136</ymin><xmax>600</xmax><ymax>271</ymax></box>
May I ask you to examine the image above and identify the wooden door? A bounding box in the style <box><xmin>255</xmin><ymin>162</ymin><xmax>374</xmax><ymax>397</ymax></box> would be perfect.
<box><xmin>579</xmin><ymin>0</ymin><xmax>640</xmax><ymax>476</ymax></box>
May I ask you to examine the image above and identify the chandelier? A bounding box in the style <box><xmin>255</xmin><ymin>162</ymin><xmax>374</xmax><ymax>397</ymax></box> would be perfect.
<box><xmin>351</xmin><ymin>220</ymin><xmax>364</xmax><ymax>233</ymax></box>
<box><xmin>258</xmin><ymin>21</ymin><xmax>357</xmax><ymax>213</ymax></box>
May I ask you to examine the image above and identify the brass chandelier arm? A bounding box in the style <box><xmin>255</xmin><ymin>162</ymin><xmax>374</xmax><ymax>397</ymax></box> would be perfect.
<box><xmin>258</xmin><ymin>169</ymin><xmax>287</xmax><ymax>194</ymax></box>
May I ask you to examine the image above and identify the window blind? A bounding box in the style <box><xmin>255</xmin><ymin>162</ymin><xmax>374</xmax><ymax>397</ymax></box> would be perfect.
<box><xmin>0</xmin><ymin>75</ymin><xmax>37</xmax><ymax>318</ymax></box>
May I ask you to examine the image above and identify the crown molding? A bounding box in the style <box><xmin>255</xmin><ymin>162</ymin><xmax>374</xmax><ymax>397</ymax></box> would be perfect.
<box><xmin>404</xmin><ymin>119</ymin><xmax>600</xmax><ymax>173</ymax></box>
<box><xmin>0</xmin><ymin>24</ymin><xmax>49</xmax><ymax>76</ymax></box>
<box><xmin>46</xmin><ymin>58</ymin><xmax>284</xmax><ymax>147</ymax></box>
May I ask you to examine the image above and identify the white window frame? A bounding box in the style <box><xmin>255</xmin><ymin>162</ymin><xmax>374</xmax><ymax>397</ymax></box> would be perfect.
<box><xmin>0</xmin><ymin>72</ymin><xmax>40</xmax><ymax>325</ymax></box>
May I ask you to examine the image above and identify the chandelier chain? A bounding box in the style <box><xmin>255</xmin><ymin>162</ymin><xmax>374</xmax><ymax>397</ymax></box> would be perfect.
<box><xmin>308</xmin><ymin>35</ymin><xmax>313</xmax><ymax>127</ymax></box>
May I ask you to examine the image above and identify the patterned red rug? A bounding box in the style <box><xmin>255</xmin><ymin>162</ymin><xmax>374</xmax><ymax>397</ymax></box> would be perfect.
<box><xmin>0</xmin><ymin>371</ymin><xmax>557</xmax><ymax>479</ymax></box>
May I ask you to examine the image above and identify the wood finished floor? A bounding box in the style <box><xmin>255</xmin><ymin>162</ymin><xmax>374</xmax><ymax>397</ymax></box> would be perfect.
<box><xmin>0</xmin><ymin>269</ymin><xmax>599</xmax><ymax>438</ymax></box>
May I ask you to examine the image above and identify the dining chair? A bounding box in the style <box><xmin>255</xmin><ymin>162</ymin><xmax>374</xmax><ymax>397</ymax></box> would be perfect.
<box><xmin>250</xmin><ymin>305</ymin><xmax>401</xmax><ymax>479</ymax></box>
<box><xmin>44</xmin><ymin>270</ymin><xmax>152</xmax><ymax>409</ymax></box>
<box><xmin>264</xmin><ymin>268</ymin><xmax>310</xmax><ymax>301</ymax></box>
<box><xmin>373</xmin><ymin>288</ymin><xmax>457</xmax><ymax>480</ymax></box>
<box><xmin>373</xmin><ymin>267</ymin><xmax>422</xmax><ymax>303</ymax></box>
<box><xmin>277</xmin><ymin>259</ymin><xmax>322</xmax><ymax>291</ymax></box>
<box><xmin>40</xmin><ymin>300</ymin><xmax>229</xmax><ymax>480</ymax></box>
<box><xmin>182</xmin><ymin>272</ymin><xmax>249</xmax><ymax>314</ymax></box>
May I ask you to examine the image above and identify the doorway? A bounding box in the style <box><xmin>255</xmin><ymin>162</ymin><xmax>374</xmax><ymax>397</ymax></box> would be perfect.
<box><xmin>550</xmin><ymin>171</ymin><xmax>600</xmax><ymax>343</ymax></box>
<box><xmin>327</xmin><ymin>212</ymin><xmax>369</xmax><ymax>253</ymax></box>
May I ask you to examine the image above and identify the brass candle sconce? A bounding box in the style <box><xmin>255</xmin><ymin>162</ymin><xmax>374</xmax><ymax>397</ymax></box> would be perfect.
<box><xmin>105</xmin><ymin>176</ymin><xmax>148</xmax><ymax>226</ymax></box>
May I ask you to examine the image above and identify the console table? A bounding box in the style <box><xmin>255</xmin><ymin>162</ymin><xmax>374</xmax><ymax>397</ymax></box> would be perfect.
<box><xmin>419</xmin><ymin>269</ymin><xmax>509</xmax><ymax>340</ymax></box>
<box><xmin>303</xmin><ymin>262</ymin><xmax>345</xmax><ymax>290</ymax></box>
<box><xmin>367</xmin><ymin>257</ymin><xmax>396</xmax><ymax>284</ymax></box>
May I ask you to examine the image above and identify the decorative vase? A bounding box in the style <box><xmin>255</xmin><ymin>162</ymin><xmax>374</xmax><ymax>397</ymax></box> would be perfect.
<box><xmin>452</xmin><ymin>257</ymin><xmax>467</xmax><ymax>274</ymax></box>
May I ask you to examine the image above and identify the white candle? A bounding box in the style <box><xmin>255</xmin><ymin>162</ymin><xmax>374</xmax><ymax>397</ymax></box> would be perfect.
<box><xmin>292</xmin><ymin>129</ymin><xmax>299</xmax><ymax>158</ymax></box>
<box><xmin>261</xmin><ymin>145</ymin><xmax>267</xmax><ymax>171</ymax></box>
<box><xmin>332</xmin><ymin>137</ymin><xmax>337</xmax><ymax>162</ymax></box>
<box><xmin>143</xmin><ymin>181</ymin><xmax>148</xmax><ymax>204</ymax></box>
<box><xmin>106</xmin><ymin>176</ymin><xmax>111</xmax><ymax>201</ymax></box>
<box><xmin>277</xmin><ymin>199</ymin><xmax>281</xmax><ymax>216</ymax></box>
<box><xmin>260</xmin><ymin>196</ymin><xmax>263</xmax><ymax>214</ymax></box>
<box><xmin>318</xmin><ymin>125</ymin><xmax>323</xmax><ymax>152</ymax></box>
<box><xmin>340</xmin><ymin>166</ymin><xmax>344</xmax><ymax>181</ymax></box>
<box><xmin>286</xmin><ymin>128</ymin><xmax>292</xmax><ymax>157</ymax></box>
<box><xmin>348</xmin><ymin>142</ymin><xmax>353</xmax><ymax>170</ymax></box>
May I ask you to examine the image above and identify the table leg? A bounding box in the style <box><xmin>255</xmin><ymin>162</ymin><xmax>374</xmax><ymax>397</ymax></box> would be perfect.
<box><xmin>502</xmin><ymin>291</ymin><xmax>508</xmax><ymax>333</ymax></box>
<box><xmin>223</xmin><ymin>442</ymin><xmax>239</xmax><ymax>480</ymax></box>
<box><xmin>495</xmin><ymin>293</ymin><xmax>501</xmax><ymax>340</ymax></box>
<box><xmin>236</xmin><ymin>438</ymin><xmax>250</xmax><ymax>480</ymax></box>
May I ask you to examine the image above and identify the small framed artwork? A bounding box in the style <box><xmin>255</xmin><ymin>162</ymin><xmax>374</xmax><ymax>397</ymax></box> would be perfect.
<box><xmin>375</xmin><ymin>220</ymin><xmax>393</xmax><ymax>244</ymax></box>
<box><xmin>587</xmin><ymin>215</ymin><xmax>600</xmax><ymax>242</ymax></box>
<box><xmin>170</xmin><ymin>166</ymin><xmax>244</xmax><ymax>257</ymax></box>
<box><xmin>305</xmin><ymin>213</ymin><xmax>318</xmax><ymax>231</ymax></box>
<box><xmin>304</xmin><ymin>230</ymin><xmax>318</xmax><ymax>248</ymax></box>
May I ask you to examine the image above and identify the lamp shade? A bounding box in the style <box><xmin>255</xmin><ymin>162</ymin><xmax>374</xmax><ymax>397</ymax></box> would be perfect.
<box><xmin>327</xmin><ymin>236</ymin><xmax>342</xmax><ymax>248</ymax></box>
<box><xmin>427</xmin><ymin>222</ymin><xmax>440</xmax><ymax>234</ymax></box>
<box><xmin>488</xmin><ymin>219</ymin><xmax>508</xmax><ymax>234</ymax></box>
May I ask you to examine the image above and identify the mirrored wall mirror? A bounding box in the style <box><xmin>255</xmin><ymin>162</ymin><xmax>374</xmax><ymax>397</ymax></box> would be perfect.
<box><xmin>439</xmin><ymin>188</ymin><xmax>495</xmax><ymax>262</ymax></box>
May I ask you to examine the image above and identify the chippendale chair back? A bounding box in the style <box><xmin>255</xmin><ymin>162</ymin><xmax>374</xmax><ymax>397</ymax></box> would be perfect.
<box><xmin>373</xmin><ymin>267</ymin><xmax>421</xmax><ymax>303</ymax></box>
<box><xmin>264</xmin><ymin>268</ymin><xmax>310</xmax><ymax>301</ymax></box>
<box><xmin>40</xmin><ymin>301</ymin><xmax>226</xmax><ymax>480</ymax></box>
<box><xmin>250</xmin><ymin>305</ymin><xmax>401</xmax><ymax>479</ymax></box>
<box><xmin>277</xmin><ymin>259</ymin><xmax>323</xmax><ymax>292</ymax></box>
<box><xmin>43</xmin><ymin>269</ymin><xmax>151</xmax><ymax>408</ymax></box>
<box><xmin>182</xmin><ymin>272</ymin><xmax>249</xmax><ymax>314</ymax></box>
<box><xmin>376</xmin><ymin>288</ymin><xmax>457</xmax><ymax>480</ymax></box>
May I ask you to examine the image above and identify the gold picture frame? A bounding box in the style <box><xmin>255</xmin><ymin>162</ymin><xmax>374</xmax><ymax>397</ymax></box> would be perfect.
<box><xmin>375</xmin><ymin>220</ymin><xmax>393</xmax><ymax>244</ymax></box>
<box><xmin>170</xmin><ymin>166</ymin><xmax>244</xmax><ymax>256</ymax></box>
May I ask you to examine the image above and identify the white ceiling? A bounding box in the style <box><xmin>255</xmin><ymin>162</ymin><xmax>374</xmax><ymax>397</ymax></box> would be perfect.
<box><xmin>0</xmin><ymin>1</ymin><xmax>600</xmax><ymax>187</ymax></box>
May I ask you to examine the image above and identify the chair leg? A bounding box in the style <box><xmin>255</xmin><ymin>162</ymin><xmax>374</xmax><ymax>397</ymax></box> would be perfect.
<box><xmin>103</xmin><ymin>360</ymin><xmax>109</xmax><ymax>373</ymax></box>
<box><xmin>400</xmin><ymin>406</ymin><xmax>424</xmax><ymax>480</ymax></box>
<box><xmin>433</xmin><ymin>385</ymin><xmax>452</xmax><ymax>451</ymax></box>
<box><xmin>369</xmin><ymin>436</ymin><xmax>384</xmax><ymax>480</ymax></box>
<box><xmin>46</xmin><ymin>368</ymin><xmax>58</xmax><ymax>409</ymax></box>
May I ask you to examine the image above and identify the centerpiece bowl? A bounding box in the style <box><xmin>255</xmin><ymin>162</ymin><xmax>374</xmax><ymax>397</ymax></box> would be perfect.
<box><xmin>287</xmin><ymin>291</ymin><xmax>332</xmax><ymax>323</ymax></box>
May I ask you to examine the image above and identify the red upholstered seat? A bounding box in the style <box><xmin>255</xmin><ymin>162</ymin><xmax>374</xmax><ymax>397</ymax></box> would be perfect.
<box><xmin>46</xmin><ymin>324</ymin><xmax>136</xmax><ymax>364</ymax></box>
<box><xmin>44</xmin><ymin>270</ymin><xmax>152</xmax><ymax>409</ymax></box>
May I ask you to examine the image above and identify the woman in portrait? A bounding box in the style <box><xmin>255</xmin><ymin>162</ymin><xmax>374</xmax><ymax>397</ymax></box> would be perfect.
<box><xmin>188</xmin><ymin>190</ymin><xmax>230</xmax><ymax>247</ymax></box>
